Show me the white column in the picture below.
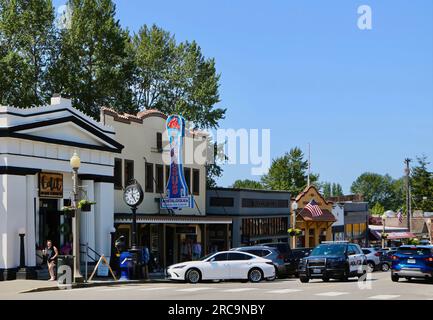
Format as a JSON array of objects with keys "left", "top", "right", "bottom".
[
  {"left": 0, "top": 175, "right": 27, "bottom": 269},
  {"left": 80, "top": 180, "right": 96, "bottom": 259},
  {"left": 94, "top": 182, "right": 114, "bottom": 256},
  {"left": 25, "top": 175, "right": 37, "bottom": 267}
]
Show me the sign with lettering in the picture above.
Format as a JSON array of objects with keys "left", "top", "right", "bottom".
[
  {"left": 161, "top": 115, "right": 193, "bottom": 209},
  {"left": 39, "top": 173, "right": 63, "bottom": 198}
]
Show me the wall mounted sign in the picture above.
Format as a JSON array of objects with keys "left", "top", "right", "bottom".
[
  {"left": 39, "top": 173, "right": 63, "bottom": 198},
  {"left": 160, "top": 115, "right": 193, "bottom": 209}
]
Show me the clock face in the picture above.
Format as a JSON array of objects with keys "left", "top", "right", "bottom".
[{"left": 123, "top": 184, "right": 142, "bottom": 207}]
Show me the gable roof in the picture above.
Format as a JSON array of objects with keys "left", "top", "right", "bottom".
[{"left": 295, "top": 185, "right": 333, "bottom": 206}]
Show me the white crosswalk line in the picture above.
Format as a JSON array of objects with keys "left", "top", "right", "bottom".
[
  {"left": 316, "top": 291, "right": 349, "bottom": 297},
  {"left": 222, "top": 288, "right": 259, "bottom": 292},
  {"left": 266, "top": 289, "right": 302, "bottom": 294},
  {"left": 138, "top": 287, "right": 171, "bottom": 291},
  {"left": 176, "top": 287, "right": 212, "bottom": 292},
  {"left": 369, "top": 295, "right": 400, "bottom": 300}
]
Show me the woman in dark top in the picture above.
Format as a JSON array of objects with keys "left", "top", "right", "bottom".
[{"left": 43, "top": 240, "right": 58, "bottom": 281}]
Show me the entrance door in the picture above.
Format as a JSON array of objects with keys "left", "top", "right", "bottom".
[
  {"left": 39, "top": 199, "right": 60, "bottom": 247},
  {"left": 165, "top": 226, "right": 175, "bottom": 266}
]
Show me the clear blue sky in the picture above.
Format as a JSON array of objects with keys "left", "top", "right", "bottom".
[{"left": 55, "top": 0, "right": 433, "bottom": 193}]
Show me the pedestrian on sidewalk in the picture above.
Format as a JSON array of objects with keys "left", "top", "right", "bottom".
[
  {"left": 42, "top": 240, "right": 58, "bottom": 281},
  {"left": 142, "top": 244, "right": 150, "bottom": 279}
]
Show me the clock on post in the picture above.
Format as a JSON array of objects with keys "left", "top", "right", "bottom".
[{"left": 123, "top": 180, "right": 143, "bottom": 251}]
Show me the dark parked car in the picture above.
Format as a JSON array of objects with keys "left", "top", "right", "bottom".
[
  {"left": 232, "top": 245, "right": 291, "bottom": 277},
  {"left": 379, "top": 250, "right": 396, "bottom": 272}
]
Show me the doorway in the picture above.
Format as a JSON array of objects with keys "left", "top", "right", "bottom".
[{"left": 39, "top": 199, "right": 60, "bottom": 248}]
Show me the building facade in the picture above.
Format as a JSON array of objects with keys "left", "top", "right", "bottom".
[
  {"left": 102, "top": 108, "right": 231, "bottom": 269},
  {"left": 206, "top": 188, "right": 291, "bottom": 248},
  {"left": 0, "top": 97, "right": 122, "bottom": 280}
]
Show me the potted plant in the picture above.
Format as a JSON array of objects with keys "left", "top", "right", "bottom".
[
  {"left": 78, "top": 199, "right": 96, "bottom": 212},
  {"left": 381, "top": 233, "right": 388, "bottom": 240},
  {"left": 61, "top": 206, "right": 75, "bottom": 217},
  {"left": 288, "top": 228, "right": 302, "bottom": 237}
]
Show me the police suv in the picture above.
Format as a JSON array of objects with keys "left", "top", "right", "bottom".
[{"left": 298, "top": 241, "right": 367, "bottom": 283}]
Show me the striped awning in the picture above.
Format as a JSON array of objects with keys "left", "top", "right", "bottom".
[{"left": 114, "top": 214, "right": 232, "bottom": 225}]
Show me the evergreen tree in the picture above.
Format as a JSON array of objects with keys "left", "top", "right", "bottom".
[{"left": 411, "top": 156, "right": 433, "bottom": 212}]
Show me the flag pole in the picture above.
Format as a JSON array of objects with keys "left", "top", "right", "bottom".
[{"left": 307, "top": 143, "right": 311, "bottom": 187}]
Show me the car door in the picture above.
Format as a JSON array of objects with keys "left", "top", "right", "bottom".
[
  {"left": 227, "top": 252, "right": 254, "bottom": 279},
  {"left": 202, "top": 253, "right": 229, "bottom": 280},
  {"left": 349, "top": 244, "right": 364, "bottom": 273}
]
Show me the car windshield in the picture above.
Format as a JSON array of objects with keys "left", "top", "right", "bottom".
[
  {"left": 200, "top": 253, "right": 217, "bottom": 261},
  {"left": 397, "top": 247, "right": 431, "bottom": 256},
  {"left": 311, "top": 244, "right": 346, "bottom": 256}
]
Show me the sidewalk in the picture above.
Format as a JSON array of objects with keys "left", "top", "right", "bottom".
[{"left": 0, "top": 273, "right": 169, "bottom": 296}]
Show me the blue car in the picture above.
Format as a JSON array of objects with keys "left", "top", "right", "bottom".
[{"left": 391, "top": 245, "right": 433, "bottom": 282}]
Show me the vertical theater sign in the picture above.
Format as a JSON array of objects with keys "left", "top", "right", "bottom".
[{"left": 161, "top": 115, "right": 194, "bottom": 209}]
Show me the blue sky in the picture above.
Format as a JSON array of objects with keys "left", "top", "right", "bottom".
[{"left": 55, "top": 0, "right": 433, "bottom": 193}]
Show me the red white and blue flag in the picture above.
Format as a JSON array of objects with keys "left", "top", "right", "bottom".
[
  {"left": 397, "top": 209, "right": 403, "bottom": 223},
  {"left": 305, "top": 199, "right": 323, "bottom": 217}
]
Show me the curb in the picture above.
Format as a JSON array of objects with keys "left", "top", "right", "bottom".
[{"left": 20, "top": 278, "right": 171, "bottom": 294}]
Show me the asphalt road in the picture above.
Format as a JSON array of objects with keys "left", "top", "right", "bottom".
[{"left": 11, "top": 272, "right": 433, "bottom": 300}]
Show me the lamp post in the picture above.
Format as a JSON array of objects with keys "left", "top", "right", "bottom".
[
  {"left": 70, "top": 152, "right": 84, "bottom": 283},
  {"left": 382, "top": 214, "right": 386, "bottom": 249},
  {"left": 291, "top": 202, "right": 298, "bottom": 249},
  {"left": 16, "top": 228, "right": 36, "bottom": 279}
]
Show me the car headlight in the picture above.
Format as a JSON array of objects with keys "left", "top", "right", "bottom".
[{"left": 172, "top": 265, "right": 187, "bottom": 269}]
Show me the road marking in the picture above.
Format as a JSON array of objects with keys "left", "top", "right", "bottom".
[
  {"left": 222, "top": 288, "right": 259, "bottom": 292},
  {"left": 98, "top": 287, "right": 132, "bottom": 292},
  {"left": 369, "top": 295, "right": 400, "bottom": 300},
  {"left": 266, "top": 289, "right": 302, "bottom": 294},
  {"left": 138, "top": 287, "right": 172, "bottom": 291},
  {"left": 316, "top": 291, "right": 349, "bottom": 297},
  {"left": 176, "top": 287, "right": 212, "bottom": 292}
]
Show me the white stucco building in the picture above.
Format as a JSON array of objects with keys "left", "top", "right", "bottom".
[{"left": 0, "top": 96, "right": 123, "bottom": 280}]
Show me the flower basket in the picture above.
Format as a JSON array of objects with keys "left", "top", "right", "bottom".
[
  {"left": 61, "top": 206, "right": 75, "bottom": 217},
  {"left": 78, "top": 200, "right": 96, "bottom": 212},
  {"left": 288, "top": 228, "right": 302, "bottom": 237}
]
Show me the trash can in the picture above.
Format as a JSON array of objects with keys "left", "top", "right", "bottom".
[
  {"left": 57, "top": 255, "right": 74, "bottom": 285},
  {"left": 119, "top": 251, "right": 133, "bottom": 281}
]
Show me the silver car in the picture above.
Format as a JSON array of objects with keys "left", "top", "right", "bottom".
[{"left": 362, "top": 248, "right": 381, "bottom": 271}]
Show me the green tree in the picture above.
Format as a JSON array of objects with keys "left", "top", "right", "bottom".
[
  {"left": 322, "top": 182, "right": 332, "bottom": 198},
  {"left": 53, "top": 0, "right": 134, "bottom": 119},
  {"left": 350, "top": 172, "right": 401, "bottom": 210},
  {"left": 332, "top": 183, "right": 343, "bottom": 197},
  {"left": 411, "top": 156, "right": 433, "bottom": 212},
  {"left": 231, "top": 179, "right": 264, "bottom": 190},
  {"left": 370, "top": 202, "right": 385, "bottom": 216},
  {"left": 261, "top": 147, "right": 319, "bottom": 195},
  {"left": 131, "top": 24, "right": 225, "bottom": 129},
  {"left": 0, "top": 0, "right": 57, "bottom": 107}
]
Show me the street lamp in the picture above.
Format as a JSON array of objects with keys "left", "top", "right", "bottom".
[
  {"left": 70, "top": 152, "right": 84, "bottom": 283},
  {"left": 291, "top": 202, "right": 298, "bottom": 249}
]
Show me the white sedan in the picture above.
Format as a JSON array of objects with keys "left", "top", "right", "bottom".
[{"left": 167, "top": 251, "right": 276, "bottom": 283}]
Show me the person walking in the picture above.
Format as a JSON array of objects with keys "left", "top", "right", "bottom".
[
  {"left": 142, "top": 244, "right": 150, "bottom": 279},
  {"left": 42, "top": 240, "right": 58, "bottom": 281}
]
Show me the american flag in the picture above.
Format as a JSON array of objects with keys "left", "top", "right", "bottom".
[
  {"left": 305, "top": 199, "right": 323, "bottom": 217},
  {"left": 397, "top": 209, "right": 403, "bottom": 223}
]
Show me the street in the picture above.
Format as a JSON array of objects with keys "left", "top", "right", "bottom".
[{"left": 8, "top": 272, "right": 433, "bottom": 300}]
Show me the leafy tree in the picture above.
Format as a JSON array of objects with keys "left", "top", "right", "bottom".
[
  {"left": 131, "top": 24, "right": 225, "bottom": 129},
  {"left": 370, "top": 202, "right": 385, "bottom": 216},
  {"left": 52, "top": 0, "right": 134, "bottom": 119},
  {"left": 322, "top": 182, "right": 344, "bottom": 198},
  {"left": 261, "top": 147, "right": 319, "bottom": 195},
  {"left": 332, "top": 183, "right": 343, "bottom": 197},
  {"left": 350, "top": 172, "right": 401, "bottom": 210},
  {"left": 231, "top": 179, "right": 264, "bottom": 190},
  {"left": 411, "top": 156, "right": 433, "bottom": 212},
  {"left": 322, "top": 182, "right": 332, "bottom": 198},
  {"left": 0, "top": 0, "right": 57, "bottom": 107}
]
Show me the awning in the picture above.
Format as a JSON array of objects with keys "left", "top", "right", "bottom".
[
  {"left": 387, "top": 232, "right": 416, "bottom": 240},
  {"left": 114, "top": 214, "right": 232, "bottom": 225}
]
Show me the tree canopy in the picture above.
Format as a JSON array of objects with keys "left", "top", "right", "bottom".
[{"left": 231, "top": 179, "right": 264, "bottom": 190}]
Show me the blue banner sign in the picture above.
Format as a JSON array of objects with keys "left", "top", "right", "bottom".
[{"left": 161, "top": 115, "right": 193, "bottom": 209}]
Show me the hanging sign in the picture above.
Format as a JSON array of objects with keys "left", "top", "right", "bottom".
[
  {"left": 39, "top": 173, "right": 63, "bottom": 198},
  {"left": 160, "top": 115, "right": 193, "bottom": 209}
]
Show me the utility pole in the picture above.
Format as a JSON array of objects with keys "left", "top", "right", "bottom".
[
  {"left": 404, "top": 158, "right": 412, "bottom": 233},
  {"left": 307, "top": 143, "right": 311, "bottom": 187}
]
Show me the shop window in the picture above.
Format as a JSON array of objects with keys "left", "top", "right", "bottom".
[
  {"left": 114, "top": 158, "right": 122, "bottom": 189},
  {"left": 165, "top": 165, "right": 170, "bottom": 185},
  {"left": 210, "top": 197, "right": 234, "bottom": 207},
  {"left": 124, "top": 160, "right": 134, "bottom": 186},
  {"left": 156, "top": 164, "right": 164, "bottom": 193},
  {"left": 345, "top": 224, "right": 353, "bottom": 239},
  {"left": 145, "top": 162, "right": 154, "bottom": 193},
  {"left": 184, "top": 167, "right": 191, "bottom": 193},
  {"left": 192, "top": 169, "right": 200, "bottom": 195}
]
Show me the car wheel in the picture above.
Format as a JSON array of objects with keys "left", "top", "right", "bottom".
[
  {"left": 391, "top": 274, "right": 399, "bottom": 282},
  {"left": 381, "top": 263, "right": 390, "bottom": 272},
  {"left": 406, "top": 277, "right": 412, "bottom": 282},
  {"left": 248, "top": 268, "right": 263, "bottom": 283},
  {"left": 300, "top": 276, "right": 309, "bottom": 283},
  {"left": 367, "top": 261, "right": 375, "bottom": 273},
  {"left": 185, "top": 268, "right": 201, "bottom": 284},
  {"left": 322, "top": 276, "right": 330, "bottom": 282}
]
